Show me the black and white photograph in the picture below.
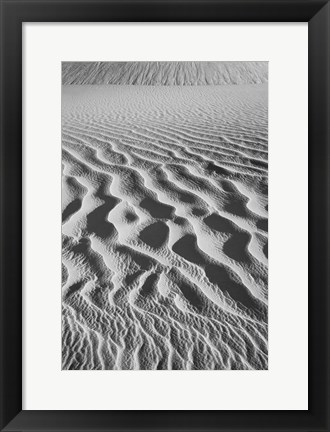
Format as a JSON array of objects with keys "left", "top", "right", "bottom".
[{"left": 61, "top": 61, "right": 268, "bottom": 370}]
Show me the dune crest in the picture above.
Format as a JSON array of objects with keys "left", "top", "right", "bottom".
[{"left": 62, "top": 61, "right": 268, "bottom": 86}]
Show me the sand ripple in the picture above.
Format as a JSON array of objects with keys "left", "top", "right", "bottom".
[{"left": 62, "top": 83, "right": 268, "bottom": 370}]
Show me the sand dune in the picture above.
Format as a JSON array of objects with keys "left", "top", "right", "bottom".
[
  {"left": 62, "top": 61, "right": 268, "bottom": 86},
  {"left": 62, "top": 62, "right": 268, "bottom": 370}
]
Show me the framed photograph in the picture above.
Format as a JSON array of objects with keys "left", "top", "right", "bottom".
[{"left": 0, "top": 0, "right": 329, "bottom": 431}]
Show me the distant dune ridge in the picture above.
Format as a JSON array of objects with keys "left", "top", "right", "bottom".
[
  {"left": 62, "top": 61, "right": 268, "bottom": 370},
  {"left": 62, "top": 61, "right": 268, "bottom": 86}
]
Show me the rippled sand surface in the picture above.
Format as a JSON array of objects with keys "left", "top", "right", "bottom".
[{"left": 62, "top": 65, "right": 268, "bottom": 370}]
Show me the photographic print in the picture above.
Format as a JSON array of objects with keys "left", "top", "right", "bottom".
[{"left": 62, "top": 61, "right": 268, "bottom": 370}]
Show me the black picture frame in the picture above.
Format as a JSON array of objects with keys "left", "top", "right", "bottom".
[{"left": 0, "top": 1, "right": 329, "bottom": 431}]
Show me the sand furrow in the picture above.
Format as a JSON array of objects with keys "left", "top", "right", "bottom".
[{"left": 62, "top": 64, "right": 268, "bottom": 370}]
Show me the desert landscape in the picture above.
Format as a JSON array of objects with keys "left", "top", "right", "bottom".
[{"left": 62, "top": 61, "right": 268, "bottom": 370}]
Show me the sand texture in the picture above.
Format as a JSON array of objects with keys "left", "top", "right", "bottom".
[
  {"left": 62, "top": 61, "right": 268, "bottom": 86},
  {"left": 62, "top": 62, "right": 268, "bottom": 370}
]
